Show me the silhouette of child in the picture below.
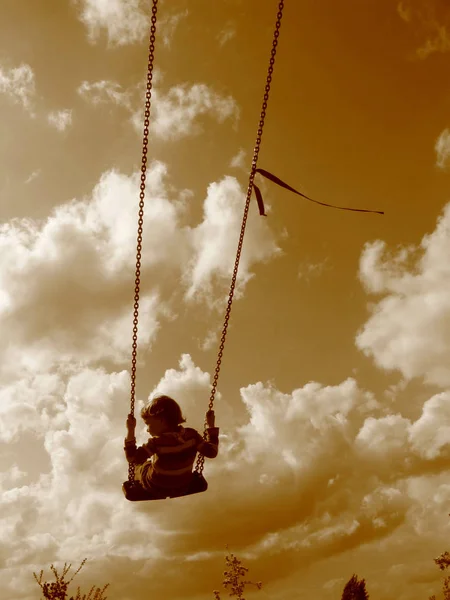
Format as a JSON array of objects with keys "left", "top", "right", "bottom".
[{"left": 124, "top": 395, "right": 219, "bottom": 498}]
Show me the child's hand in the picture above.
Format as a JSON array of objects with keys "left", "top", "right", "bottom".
[
  {"left": 126, "top": 414, "right": 136, "bottom": 432},
  {"left": 206, "top": 410, "right": 215, "bottom": 428}
]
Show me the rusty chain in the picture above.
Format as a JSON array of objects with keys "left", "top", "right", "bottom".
[
  {"left": 195, "top": 0, "right": 285, "bottom": 476},
  {"left": 128, "top": 0, "right": 158, "bottom": 483}
]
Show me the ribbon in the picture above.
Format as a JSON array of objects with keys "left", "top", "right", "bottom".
[{"left": 252, "top": 168, "right": 384, "bottom": 217}]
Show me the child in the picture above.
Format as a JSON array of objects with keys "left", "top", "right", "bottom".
[{"left": 124, "top": 395, "right": 219, "bottom": 498}]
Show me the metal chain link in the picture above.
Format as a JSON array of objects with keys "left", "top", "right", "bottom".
[
  {"left": 128, "top": 0, "right": 158, "bottom": 483},
  {"left": 195, "top": 0, "right": 285, "bottom": 476}
]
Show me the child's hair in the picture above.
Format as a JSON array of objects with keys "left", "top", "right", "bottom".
[{"left": 141, "top": 395, "right": 186, "bottom": 430}]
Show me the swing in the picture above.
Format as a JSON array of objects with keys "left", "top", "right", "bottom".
[
  {"left": 122, "top": 0, "right": 384, "bottom": 503},
  {"left": 122, "top": 0, "right": 286, "bottom": 503}
]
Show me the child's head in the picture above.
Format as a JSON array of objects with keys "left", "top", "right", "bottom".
[{"left": 141, "top": 395, "right": 186, "bottom": 434}]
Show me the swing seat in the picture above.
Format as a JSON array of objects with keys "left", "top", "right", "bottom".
[{"left": 122, "top": 471, "right": 208, "bottom": 502}]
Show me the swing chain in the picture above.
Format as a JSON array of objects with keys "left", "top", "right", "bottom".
[
  {"left": 128, "top": 0, "right": 158, "bottom": 483},
  {"left": 195, "top": 0, "right": 285, "bottom": 476}
]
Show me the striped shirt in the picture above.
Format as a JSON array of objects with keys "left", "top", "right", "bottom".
[{"left": 124, "top": 426, "right": 219, "bottom": 494}]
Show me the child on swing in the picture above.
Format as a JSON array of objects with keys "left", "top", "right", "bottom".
[{"left": 124, "top": 395, "right": 219, "bottom": 498}]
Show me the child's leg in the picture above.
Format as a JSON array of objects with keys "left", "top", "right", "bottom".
[{"left": 134, "top": 462, "right": 148, "bottom": 484}]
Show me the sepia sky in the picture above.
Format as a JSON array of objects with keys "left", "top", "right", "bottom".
[{"left": 1, "top": 0, "right": 450, "bottom": 599}]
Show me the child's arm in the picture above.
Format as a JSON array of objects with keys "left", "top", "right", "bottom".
[
  {"left": 124, "top": 414, "right": 156, "bottom": 464},
  {"left": 197, "top": 410, "right": 219, "bottom": 458}
]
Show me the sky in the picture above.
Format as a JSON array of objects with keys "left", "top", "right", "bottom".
[{"left": 1, "top": 0, "right": 450, "bottom": 598}]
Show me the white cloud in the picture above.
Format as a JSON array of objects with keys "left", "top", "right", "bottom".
[
  {"left": 237, "top": 378, "right": 377, "bottom": 467},
  {"left": 0, "top": 163, "right": 185, "bottom": 373},
  {"left": 79, "top": 79, "right": 239, "bottom": 141},
  {"left": 217, "top": 24, "right": 237, "bottom": 46},
  {"left": 24, "top": 169, "right": 41, "bottom": 185},
  {"left": 0, "top": 63, "right": 35, "bottom": 113},
  {"left": 77, "top": 79, "right": 132, "bottom": 109},
  {"left": 6, "top": 147, "right": 450, "bottom": 597},
  {"left": 1, "top": 349, "right": 450, "bottom": 599},
  {"left": 0, "top": 161, "right": 281, "bottom": 378},
  {"left": 160, "top": 10, "right": 189, "bottom": 47},
  {"left": 298, "top": 258, "right": 330, "bottom": 282},
  {"left": 355, "top": 393, "right": 450, "bottom": 463},
  {"left": 356, "top": 202, "right": 450, "bottom": 386},
  {"left": 148, "top": 353, "right": 218, "bottom": 428},
  {"left": 146, "top": 83, "right": 239, "bottom": 141},
  {"left": 409, "top": 392, "right": 450, "bottom": 459},
  {"left": 229, "top": 148, "right": 246, "bottom": 169},
  {"left": 47, "top": 109, "right": 73, "bottom": 132},
  {"left": 356, "top": 414, "right": 411, "bottom": 456},
  {"left": 184, "top": 176, "right": 281, "bottom": 303},
  {"left": 435, "top": 128, "right": 450, "bottom": 169},
  {"left": 73, "top": 0, "right": 149, "bottom": 46},
  {"left": 200, "top": 329, "right": 218, "bottom": 351}
]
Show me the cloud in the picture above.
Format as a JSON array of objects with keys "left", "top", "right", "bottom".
[
  {"left": 24, "top": 169, "right": 42, "bottom": 185},
  {"left": 199, "top": 329, "right": 218, "bottom": 351},
  {"left": 142, "top": 83, "right": 239, "bottom": 141},
  {"left": 72, "top": 0, "right": 149, "bottom": 46},
  {"left": 0, "top": 63, "right": 35, "bottom": 113},
  {"left": 356, "top": 203, "right": 450, "bottom": 386},
  {"left": 217, "top": 24, "right": 237, "bottom": 46},
  {"left": 77, "top": 80, "right": 132, "bottom": 109},
  {"left": 160, "top": 9, "right": 189, "bottom": 47},
  {"left": 79, "top": 79, "right": 239, "bottom": 141},
  {"left": 397, "top": 1, "right": 450, "bottom": 59},
  {"left": 417, "top": 23, "right": 450, "bottom": 59},
  {"left": 229, "top": 148, "right": 246, "bottom": 169},
  {"left": 409, "top": 392, "right": 450, "bottom": 459},
  {"left": 0, "top": 163, "right": 186, "bottom": 374},
  {"left": 298, "top": 258, "right": 330, "bottom": 283},
  {"left": 184, "top": 175, "right": 281, "bottom": 303},
  {"left": 5, "top": 147, "right": 450, "bottom": 598},
  {"left": 397, "top": 2, "right": 412, "bottom": 23},
  {"left": 2, "top": 350, "right": 450, "bottom": 599},
  {"left": 0, "top": 364, "right": 173, "bottom": 598},
  {"left": 435, "top": 128, "right": 450, "bottom": 169},
  {"left": 0, "top": 160, "right": 281, "bottom": 379},
  {"left": 356, "top": 392, "right": 450, "bottom": 462},
  {"left": 47, "top": 109, "right": 73, "bottom": 132}
]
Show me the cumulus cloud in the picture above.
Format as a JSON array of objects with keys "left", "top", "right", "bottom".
[
  {"left": 356, "top": 202, "right": 450, "bottom": 386},
  {"left": 435, "top": 128, "right": 450, "bottom": 169},
  {"left": 185, "top": 176, "right": 281, "bottom": 303},
  {"left": 72, "top": 0, "right": 149, "bottom": 46},
  {"left": 138, "top": 83, "right": 239, "bottom": 140},
  {"left": 79, "top": 78, "right": 239, "bottom": 141},
  {"left": 4, "top": 146, "right": 450, "bottom": 599},
  {"left": 0, "top": 63, "right": 35, "bottom": 113},
  {"left": 74, "top": 1, "right": 190, "bottom": 48},
  {"left": 147, "top": 353, "right": 220, "bottom": 427},
  {"left": 0, "top": 164, "right": 184, "bottom": 373},
  {"left": 0, "top": 364, "right": 173, "bottom": 598},
  {"left": 47, "top": 109, "right": 73, "bottom": 132},
  {"left": 356, "top": 392, "right": 450, "bottom": 463},
  {"left": 0, "top": 160, "right": 280, "bottom": 380},
  {"left": 2, "top": 346, "right": 450, "bottom": 599}
]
